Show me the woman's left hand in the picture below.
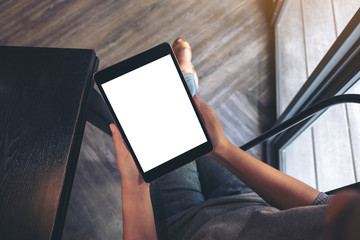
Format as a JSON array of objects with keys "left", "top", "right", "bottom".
[{"left": 109, "top": 123, "right": 148, "bottom": 187}]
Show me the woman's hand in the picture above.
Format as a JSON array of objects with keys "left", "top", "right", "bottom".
[
  {"left": 110, "top": 95, "right": 228, "bottom": 183},
  {"left": 109, "top": 123, "right": 148, "bottom": 187},
  {"left": 194, "top": 95, "right": 320, "bottom": 210},
  {"left": 110, "top": 123, "right": 156, "bottom": 240},
  {"left": 193, "top": 95, "right": 231, "bottom": 158}
]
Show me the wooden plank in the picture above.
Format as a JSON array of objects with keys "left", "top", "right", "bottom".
[
  {"left": 213, "top": 89, "right": 269, "bottom": 160},
  {"left": 332, "top": 0, "right": 360, "bottom": 35},
  {"left": 312, "top": 105, "right": 355, "bottom": 192},
  {"left": 302, "top": 0, "right": 355, "bottom": 192},
  {"left": 277, "top": 0, "right": 308, "bottom": 114},
  {"left": 282, "top": 128, "right": 317, "bottom": 189},
  {"left": 302, "top": 0, "right": 337, "bottom": 74}
]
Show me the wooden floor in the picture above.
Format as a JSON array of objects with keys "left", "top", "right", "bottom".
[
  {"left": 0, "top": 0, "right": 276, "bottom": 239},
  {"left": 276, "top": 0, "right": 360, "bottom": 192}
]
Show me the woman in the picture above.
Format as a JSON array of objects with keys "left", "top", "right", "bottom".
[{"left": 109, "top": 38, "right": 358, "bottom": 240}]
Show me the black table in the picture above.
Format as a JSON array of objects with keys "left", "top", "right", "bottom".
[{"left": 0, "top": 46, "right": 98, "bottom": 239}]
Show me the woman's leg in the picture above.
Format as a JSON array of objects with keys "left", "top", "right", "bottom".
[
  {"left": 173, "top": 37, "right": 251, "bottom": 202},
  {"left": 150, "top": 161, "right": 204, "bottom": 238}
]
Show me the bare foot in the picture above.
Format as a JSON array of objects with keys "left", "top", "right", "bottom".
[{"left": 172, "top": 38, "right": 199, "bottom": 90}]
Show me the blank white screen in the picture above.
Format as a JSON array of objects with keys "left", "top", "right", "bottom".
[{"left": 102, "top": 55, "right": 207, "bottom": 172}]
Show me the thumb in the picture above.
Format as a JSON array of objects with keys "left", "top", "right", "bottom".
[{"left": 193, "top": 95, "right": 203, "bottom": 108}]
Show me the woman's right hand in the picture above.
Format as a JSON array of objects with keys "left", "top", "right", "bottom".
[{"left": 193, "top": 95, "right": 231, "bottom": 158}]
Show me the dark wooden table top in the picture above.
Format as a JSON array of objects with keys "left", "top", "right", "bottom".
[{"left": 0, "top": 46, "right": 98, "bottom": 239}]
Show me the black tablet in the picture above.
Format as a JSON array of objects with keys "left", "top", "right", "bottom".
[{"left": 94, "top": 42, "right": 213, "bottom": 182}]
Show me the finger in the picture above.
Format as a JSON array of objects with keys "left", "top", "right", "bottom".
[
  {"left": 109, "top": 123, "right": 125, "bottom": 154},
  {"left": 194, "top": 95, "right": 207, "bottom": 113},
  {"left": 193, "top": 95, "right": 202, "bottom": 107},
  {"left": 193, "top": 95, "right": 213, "bottom": 116},
  {"left": 193, "top": 95, "right": 209, "bottom": 128}
]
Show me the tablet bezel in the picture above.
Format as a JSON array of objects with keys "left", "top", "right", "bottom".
[{"left": 94, "top": 42, "right": 213, "bottom": 182}]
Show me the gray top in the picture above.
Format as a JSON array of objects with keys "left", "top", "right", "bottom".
[{"left": 165, "top": 192, "right": 331, "bottom": 240}]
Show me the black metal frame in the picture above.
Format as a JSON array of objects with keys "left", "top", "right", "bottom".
[
  {"left": 240, "top": 94, "right": 360, "bottom": 151},
  {"left": 267, "top": 8, "right": 360, "bottom": 169}
]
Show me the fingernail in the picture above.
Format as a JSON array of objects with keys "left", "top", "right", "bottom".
[
  {"left": 109, "top": 124, "right": 115, "bottom": 133},
  {"left": 194, "top": 95, "right": 200, "bottom": 104}
]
